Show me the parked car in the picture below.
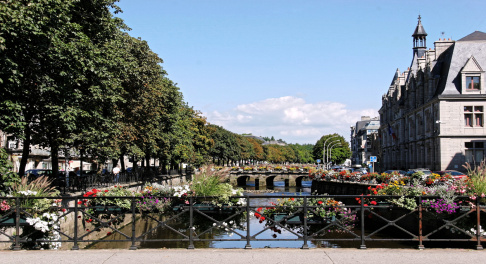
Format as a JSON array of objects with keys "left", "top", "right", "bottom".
[
  {"left": 434, "top": 170, "right": 468, "bottom": 180},
  {"left": 355, "top": 168, "right": 368, "bottom": 174},
  {"left": 75, "top": 170, "right": 96, "bottom": 176},
  {"left": 383, "top": 170, "right": 407, "bottom": 176},
  {"left": 406, "top": 168, "right": 432, "bottom": 180},
  {"left": 24, "top": 169, "right": 53, "bottom": 179}
]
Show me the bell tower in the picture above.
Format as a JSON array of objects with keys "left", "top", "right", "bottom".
[{"left": 412, "top": 15, "right": 427, "bottom": 58}]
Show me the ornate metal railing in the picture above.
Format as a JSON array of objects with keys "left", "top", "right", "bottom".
[
  {"left": 0, "top": 195, "right": 484, "bottom": 250},
  {"left": 53, "top": 169, "right": 192, "bottom": 194}
]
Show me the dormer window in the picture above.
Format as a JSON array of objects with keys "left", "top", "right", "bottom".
[
  {"left": 466, "top": 76, "right": 480, "bottom": 90},
  {"left": 461, "top": 56, "right": 484, "bottom": 94}
]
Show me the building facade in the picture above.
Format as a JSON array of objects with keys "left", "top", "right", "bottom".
[
  {"left": 379, "top": 16, "right": 486, "bottom": 172},
  {"left": 350, "top": 116, "right": 380, "bottom": 166}
]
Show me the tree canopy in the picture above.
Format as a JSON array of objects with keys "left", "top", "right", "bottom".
[{"left": 0, "top": 1, "right": 349, "bottom": 175}]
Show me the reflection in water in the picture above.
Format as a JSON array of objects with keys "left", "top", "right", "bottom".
[
  {"left": 87, "top": 182, "right": 409, "bottom": 249},
  {"left": 88, "top": 182, "right": 340, "bottom": 249}
]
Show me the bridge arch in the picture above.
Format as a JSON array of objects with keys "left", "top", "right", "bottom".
[
  {"left": 236, "top": 175, "right": 250, "bottom": 186},
  {"left": 295, "top": 176, "right": 306, "bottom": 187},
  {"left": 265, "top": 176, "right": 276, "bottom": 186}
]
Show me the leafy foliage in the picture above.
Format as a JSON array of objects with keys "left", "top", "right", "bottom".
[
  {"left": 0, "top": 148, "right": 20, "bottom": 195},
  {"left": 313, "top": 134, "right": 351, "bottom": 164}
]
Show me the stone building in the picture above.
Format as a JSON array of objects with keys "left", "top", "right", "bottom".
[
  {"left": 350, "top": 116, "right": 380, "bottom": 166},
  {"left": 379, "top": 16, "right": 486, "bottom": 172}
]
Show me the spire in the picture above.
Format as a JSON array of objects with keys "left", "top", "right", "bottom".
[{"left": 412, "top": 15, "right": 427, "bottom": 49}]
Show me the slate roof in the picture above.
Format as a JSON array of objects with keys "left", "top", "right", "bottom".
[
  {"left": 458, "top": 31, "right": 486, "bottom": 41},
  {"left": 412, "top": 17, "right": 427, "bottom": 37},
  {"left": 427, "top": 31, "right": 486, "bottom": 96}
]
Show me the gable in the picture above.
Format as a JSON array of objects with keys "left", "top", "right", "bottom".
[{"left": 462, "top": 56, "right": 483, "bottom": 72}]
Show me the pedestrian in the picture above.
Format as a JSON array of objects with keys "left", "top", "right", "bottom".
[{"left": 113, "top": 166, "right": 120, "bottom": 183}]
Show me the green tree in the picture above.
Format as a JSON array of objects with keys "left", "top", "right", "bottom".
[
  {"left": 313, "top": 134, "right": 351, "bottom": 165},
  {"left": 0, "top": 0, "right": 126, "bottom": 177},
  {"left": 208, "top": 125, "right": 239, "bottom": 166},
  {"left": 288, "top": 144, "right": 314, "bottom": 163},
  {"left": 0, "top": 148, "right": 20, "bottom": 195},
  {"left": 247, "top": 137, "right": 265, "bottom": 163}
]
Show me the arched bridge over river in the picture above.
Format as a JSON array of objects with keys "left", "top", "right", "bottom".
[{"left": 228, "top": 171, "right": 311, "bottom": 187}]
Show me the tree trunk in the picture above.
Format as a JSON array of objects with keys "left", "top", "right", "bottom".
[
  {"left": 18, "top": 126, "right": 32, "bottom": 177},
  {"left": 120, "top": 153, "right": 125, "bottom": 172},
  {"left": 51, "top": 143, "right": 59, "bottom": 179},
  {"left": 145, "top": 154, "right": 150, "bottom": 168}
]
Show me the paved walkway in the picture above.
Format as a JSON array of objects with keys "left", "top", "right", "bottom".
[{"left": 1, "top": 248, "right": 485, "bottom": 264}]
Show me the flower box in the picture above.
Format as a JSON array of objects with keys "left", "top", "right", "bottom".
[
  {"left": 173, "top": 203, "right": 235, "bottom": 214},
  {"left": 272, "top": 213, "right": 335, "bottom": 225},
  {"left": 273, "top": 213, "right": 302, "bottom": 224},
  {"left": 92, "top": 206, "right": 129, "bottom": 214},
  {"left": 0, "top": 214, "right": 29, "bottom": 226}
]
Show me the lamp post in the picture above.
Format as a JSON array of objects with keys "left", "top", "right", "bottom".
[
  {"left": 327, "top": 141, "right": 343, "bottom": 170},
  {"left": 322, "top": 134, "right": 337, "bottom": 167}
]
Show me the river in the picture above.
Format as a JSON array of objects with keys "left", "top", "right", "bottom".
[{"left": 87, "top": 180, "right": 414, "bottom": 249}]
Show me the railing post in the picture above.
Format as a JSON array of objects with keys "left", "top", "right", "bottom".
[
  {"left": 130, "top": 196, "right": 138, "bottom": 250},
  {"left": 301, "top": 196, "right": 309, "bottom": 249},
  {"left": 72, "top": 197, "right": 79, "bottom": 250},
  {"left": 418, "top": 196, "right": 424, "bottom": 250},
  {"left": 12, "top": 197, "right": 21, "bottom": 251},
  {"left": 187, "top": 196, "right": 195, "bottom": 249},
  {"left": 476, "top": 197, "right": 483, "bottom": 250},
  {"left": 245, "top": 195, "right": 252, "bottom": 249},
  {"left": 359, "top": 196, "right": 366, "bottom": 249}
]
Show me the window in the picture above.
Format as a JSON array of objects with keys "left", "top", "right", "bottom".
[
  {"left": 466, "top": 76, "right": 480, "bottom": 90},
  {"left": 465, "top": 142, "right": 484, "bottom": 164},
  {"left": 464, "top": 106, "right": 483, "bottom": 127}
]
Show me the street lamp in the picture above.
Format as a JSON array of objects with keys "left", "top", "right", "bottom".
[
  {"left": 327, "top": 141, "right": 343, "bottom": 170},
  {"left": 322, "top": 134, "right": 337, "bottom": 167}
]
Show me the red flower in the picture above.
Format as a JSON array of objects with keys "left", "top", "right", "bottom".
[
  {"left": 104, "top": 190, "right": 109, "bottom": 193},
  {"left": 318, "top": 201, "right": 323, "bottom": 205},
  {"left": 290, "top": 198, "right": 295, "bottom": 201},
  {"left": 107, "top": 232, "right": 112, "bottom": 236},
  {"left": 370, "top": 201, "right": 377, "bottom": 205},
  {"left": 260, "top": 216, "right": 266, "bottom": 221},
  {"left": 257, "top": 207, "right": 262, "bottom": 212},
  {"left": 255, "top": 213, "right": 261, "bottom": 218},
  {"left": 77, "top": 201, "right": 83, "bottom": 205}
]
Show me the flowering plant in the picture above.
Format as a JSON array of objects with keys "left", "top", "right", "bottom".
[
  {"left": 0, "top": 200, "right": 10, "bottom": 212},
  {"left": 24, "top": 212, "right": 62, "bottom": 249},
  {"left": 256, "top": 196, "right": 357, "bottom": 237}
]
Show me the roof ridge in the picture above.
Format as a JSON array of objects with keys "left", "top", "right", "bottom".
[{"left": 458, "top": 31, "right": 486, "bottom": 41}]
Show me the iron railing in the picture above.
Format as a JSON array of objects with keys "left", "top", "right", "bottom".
[
  {"left": 0, "top": 195, "right": 485, "bottom": 250},
  {"left": 53, "top": 169, "right": 191, "bottom": 194}
]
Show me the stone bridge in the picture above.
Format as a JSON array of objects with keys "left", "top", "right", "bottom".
[{"left": 228, "top": 171, "right": 311, "bottom": 187}]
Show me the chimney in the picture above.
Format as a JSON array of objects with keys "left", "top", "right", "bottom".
[{"left": 434, "top": 38, "right": 454, "bottom": 59}]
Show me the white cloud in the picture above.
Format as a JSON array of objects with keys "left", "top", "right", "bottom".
[{"left": 204, "top": 96, "right": 378, "bottom": 144}]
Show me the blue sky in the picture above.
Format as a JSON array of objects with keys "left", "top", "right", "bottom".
[{"left": 114, "top": 0, "right": 486, "bottom": 144}]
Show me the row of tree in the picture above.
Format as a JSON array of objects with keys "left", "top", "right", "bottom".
[{"left": 0, "top": 1, "right": 351, "bottom": 178}]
